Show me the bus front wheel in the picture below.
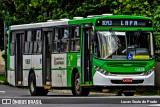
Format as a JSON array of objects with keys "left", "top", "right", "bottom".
[
  {"left": 29, "top": 72, "right": 48, "bottom": 96},
  {"left": 71, "top": 72, "right": 90, "bottom": 96}
]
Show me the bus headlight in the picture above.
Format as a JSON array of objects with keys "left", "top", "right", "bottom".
[
  {"left": 94, "top": 66, "right": 109, "bottom": 76},
  {"left": 142, "top": 68, "right": 154, "bottom": 76},
  {"left": 99, "top": 69, "right": 109, "bottom": 76}
]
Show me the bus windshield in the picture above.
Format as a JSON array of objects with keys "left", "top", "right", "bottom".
[{"left": 93, "top": 31, "right": 153, "bottom": 59}]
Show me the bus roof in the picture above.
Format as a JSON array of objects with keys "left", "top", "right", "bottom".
[
  {"left": 68, "top": 15, "right": 152, "bottom": 24},
  {"left": 10, "top": 15, "right": 153, "bottom": 31},
  {"left": 10, "top": 20, "right": 68, "bottom": 31}
]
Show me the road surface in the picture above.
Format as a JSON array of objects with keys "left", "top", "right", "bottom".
[{"left": 0, "top": 85, "right": 160, "bottom": 107}]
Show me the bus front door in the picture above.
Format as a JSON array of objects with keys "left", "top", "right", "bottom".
[
  {"left": 42, "top": 29, "right": 52, "bottom": 87},
  {"left": 82, "top": 24, "right": 93, "bottom": 84},
  {"left": 15, "top": 32, "right": 24, "bottom": 86}
]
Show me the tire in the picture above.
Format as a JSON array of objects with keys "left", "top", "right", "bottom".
[
  {"left": 71, "top": 72, "right": 90, "bottom": 96},
  {"left": 123, "top": 92, "right": 135, "bottom": 96},
  {"left": 29, "top": 72, "right": 48, "bottom": 96}
]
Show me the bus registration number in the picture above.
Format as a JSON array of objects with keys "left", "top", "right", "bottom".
[{"left": 122, "top": 78, "right": 133, "bottom": 83}]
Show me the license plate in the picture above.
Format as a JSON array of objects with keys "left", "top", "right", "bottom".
[{"left": 122, "top": 78, "right": 133, "bottom": 83}]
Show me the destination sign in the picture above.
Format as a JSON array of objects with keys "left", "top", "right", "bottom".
[{"left": 96, "top": 19, "right": 152, "bottom": 27}]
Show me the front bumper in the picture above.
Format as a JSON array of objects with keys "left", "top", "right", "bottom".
[{"left": 93, "top": 71, "right": 155, "bottom": 86}]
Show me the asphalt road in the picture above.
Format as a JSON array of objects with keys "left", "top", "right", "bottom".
[
  {"left": 0, "top": 85, "right": 116, "bottom": 97},
  {"left": 0, "top": 85, "right": 160, "bottom": 107}
]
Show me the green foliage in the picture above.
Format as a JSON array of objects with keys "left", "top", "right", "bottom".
[
  {"left": 0, "top": 74, "right": 8, "bottom": 84},
  {"left": 0, "top": 0, "right": 160, "bottom": 23},
  {"left": 153, "top": 6, "right": 160, "bottom": 61},
  {"left": 1, "top": 0, "right": 114, "bottom": 24},
  {"left": 112, "top": 0, "right": 158, "bottom": 16},
  {"left": 1, "top": 0, "right": 157, "bottom": 24},
  {"left": 153, "top": 6, "right": 160, "bottom": 48},
  {"left": 136, "top": 88, "right": 160, "bottom": 95}
]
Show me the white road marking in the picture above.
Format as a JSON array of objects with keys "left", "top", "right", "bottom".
[
  {"left": 0, "top": 91, "right": 5, "bottom": 93},
  {"left": 148, "top": 104, "right": 160, "bottom": 106}
]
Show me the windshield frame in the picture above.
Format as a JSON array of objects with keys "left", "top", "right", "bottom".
[{"left": 93, "top": 30, "right": 154, "bottom": 60}]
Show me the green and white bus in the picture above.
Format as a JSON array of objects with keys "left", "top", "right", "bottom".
[{"left": 7, "top": 14, "right": 156, "bottom": 96}]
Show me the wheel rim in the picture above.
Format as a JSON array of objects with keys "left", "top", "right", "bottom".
[
  {"left": 30, "top": 79, "right": 35, "bottom": 93},
  {"left": 75, "top": 77, "right": 80, "bottom": 94}
]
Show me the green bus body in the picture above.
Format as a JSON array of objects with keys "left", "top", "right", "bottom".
[{"left": 7, "top": 15, "right": 155, "bottom": 96}]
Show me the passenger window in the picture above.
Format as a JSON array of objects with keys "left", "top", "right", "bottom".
[
  {"left": 10, "top": 32, "right": 15, "bottom": 55},
  {"left": 61, "top": 27, "right": 69, "bottom": 52},
  {"left": 24, "top": 31, "right": 33, "bottom": 54},
  {"left": 53, "top": 28, "right": 60, "bottom": 53},
  {"left": 71, "top": 26, "right": 80, "bottom": 52},
  {"left": 33, "top": 30, "right": 42, "bottom": 54}
]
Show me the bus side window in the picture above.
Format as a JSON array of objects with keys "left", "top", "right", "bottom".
[
  {"left": 74, "top": 26, "right": 79, "bottom": 37},
  {"left": 33, "top": 30, "right": 42, "bottom": 54},
  {"left": 62, "top": 27, "right": 69, "bottom": 39},
  {"left": 36, "top": 30, "right": 42, "bottom": 53},
  {"left": 24, "top": 31, "right": 33, "bottom": 54},
  {"left": 71, "top": 26, "right": 80, "bottom": 52},
  {"left": 36, "top": 30, "right": 41, "bottom": 41},
  {"left": 53, "top": 28, "right": 60, "bottom": 53},
  {"left": 10, "top": 32, "right": 15, "bottom": 55},
  {"left": 61, "top": 27, "right": 69, "bottom": 53}
]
